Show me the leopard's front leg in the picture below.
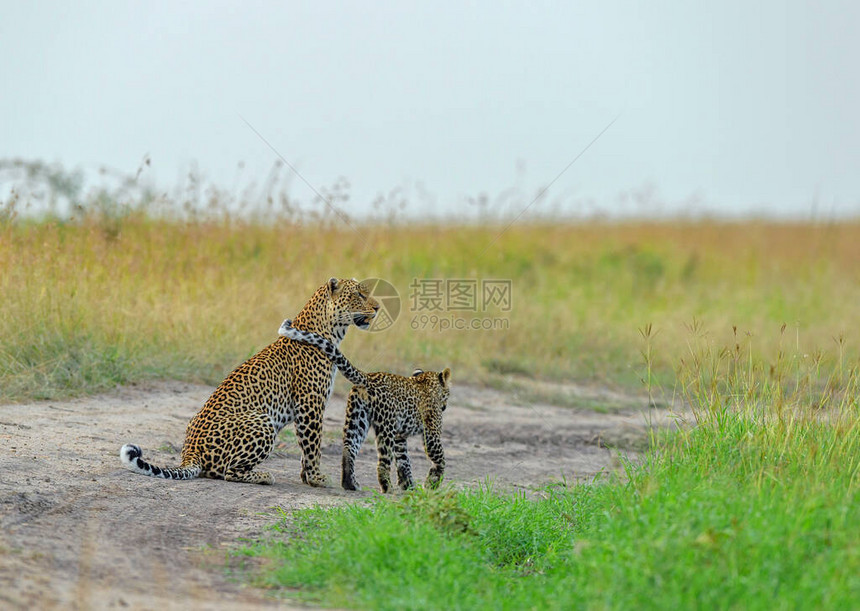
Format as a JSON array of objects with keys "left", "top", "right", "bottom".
[
  {"left": 342, "top": 386, "right": 371, "bottom": 491},
  {"left": 374, "top": 424, "right": 395, "bottom": 493},
  {"left": 393, "top": 435, "right": 415, "bottom": 490},
  {"left": 422, "top": 412, "right": 445, "bottom": 489},
  {"left": 295, "top": 395, "right": 329, "bottom": 487}
]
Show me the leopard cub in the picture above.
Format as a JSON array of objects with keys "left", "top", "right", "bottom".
[{"left": 279, "top": 319, "right": 451, "bottom": 492}]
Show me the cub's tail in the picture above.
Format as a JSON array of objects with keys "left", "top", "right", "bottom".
[
  {"left": 278, "top": 318, "right": 368, "bottom": 386},
  {"left": 119, "top": 444, "right": 201, "bottom": 481}
]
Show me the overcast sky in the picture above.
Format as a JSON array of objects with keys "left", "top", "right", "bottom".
[{"left": 2, "top": 2, "right": 858, "bottom": 218}]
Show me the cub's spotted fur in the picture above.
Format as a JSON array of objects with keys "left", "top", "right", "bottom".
[
  {"left": 119, "top": 278, "right": 378, "bottom": 486},
  {"left": 278, "top": 319, "right": 450, "bottom": 492}
]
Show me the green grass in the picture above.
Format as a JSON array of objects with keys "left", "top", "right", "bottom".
[
  {"left": 236, "top": 334, "right": 859, "bottom": 609},
  {"left": 238, "top": 404, "right": 859, "bottom": 609}
]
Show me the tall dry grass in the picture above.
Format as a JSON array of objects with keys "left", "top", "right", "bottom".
[{"left": 2, "top": 193, "right": 860, "bottom": 402}]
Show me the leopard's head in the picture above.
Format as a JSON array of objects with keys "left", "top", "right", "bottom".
[
  {"left": 412, "top": 367, "right": 452, "bottom": 412},
  {"left": 325, "top": 277, "right": 379, "bottom": 331},
  {"left": 292, "top": 277, "right": 380, "bottom": 345}
]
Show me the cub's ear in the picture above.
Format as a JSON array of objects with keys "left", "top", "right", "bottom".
[
  {"left": 411, "top": 369, "right": 424, "bottom": 377},
  {"left": 328, "top": 277, "right": 340, "bottom": 294},
  {"left": 439, "top": 367, "right": 451, "bottom": 387}
]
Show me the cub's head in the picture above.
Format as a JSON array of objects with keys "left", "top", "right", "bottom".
[
  {"left": 326, "top": 277, "right": 379, "bottom": 330},
  {"left": 411, "top": 367, "right": 452, "bottom": 412}
]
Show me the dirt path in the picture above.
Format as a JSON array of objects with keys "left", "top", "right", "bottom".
[{"left": 0, "top": 380, "right": 673, "bottom": 610}]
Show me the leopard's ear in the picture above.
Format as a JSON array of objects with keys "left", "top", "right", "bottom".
[
  {"left": 411, "top": 369, "right": 424, "bottom": 377},
  {"left": 328, "top": 277, "right": 340, "bottom": 294},
  {"left": 439, "top": 367, "right": 451, "bottom": 387}
]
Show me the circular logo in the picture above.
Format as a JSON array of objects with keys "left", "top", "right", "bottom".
[{"left": 360, "top": 277, "right": 401, "bottom": 333}]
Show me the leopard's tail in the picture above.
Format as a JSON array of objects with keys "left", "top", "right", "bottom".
[{"left": 119, "top": 444, "right": 201, "bottom": 481}]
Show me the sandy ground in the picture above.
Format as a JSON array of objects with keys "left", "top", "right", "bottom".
[{"left": 0, "top": 379, "right": 675, "bottom": 610}]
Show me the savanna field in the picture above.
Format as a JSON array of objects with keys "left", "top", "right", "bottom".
[{"left": 1, "top": 199, "right": 858, "bottom": 608}]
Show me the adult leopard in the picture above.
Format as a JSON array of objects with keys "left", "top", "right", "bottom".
[{"left": 119, "top": 277, "right": 379, "bottom": 486}]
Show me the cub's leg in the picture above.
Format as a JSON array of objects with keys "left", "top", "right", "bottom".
[
  {"left": 422, "top": 413, "right": 446, "bottom": 489},
  {"left": 342, "top": 387, "right": 371, "bottom": 491},
  {"left": 375, "top": 424, "right": 396, "bottom": 493},
  {"left": 393, "top": 435, "right": 415, "bottom": 490}
]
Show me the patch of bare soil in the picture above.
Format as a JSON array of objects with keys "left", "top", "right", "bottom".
[{"left": 0, "top": 380, "right": 676, "bottom": 610}]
